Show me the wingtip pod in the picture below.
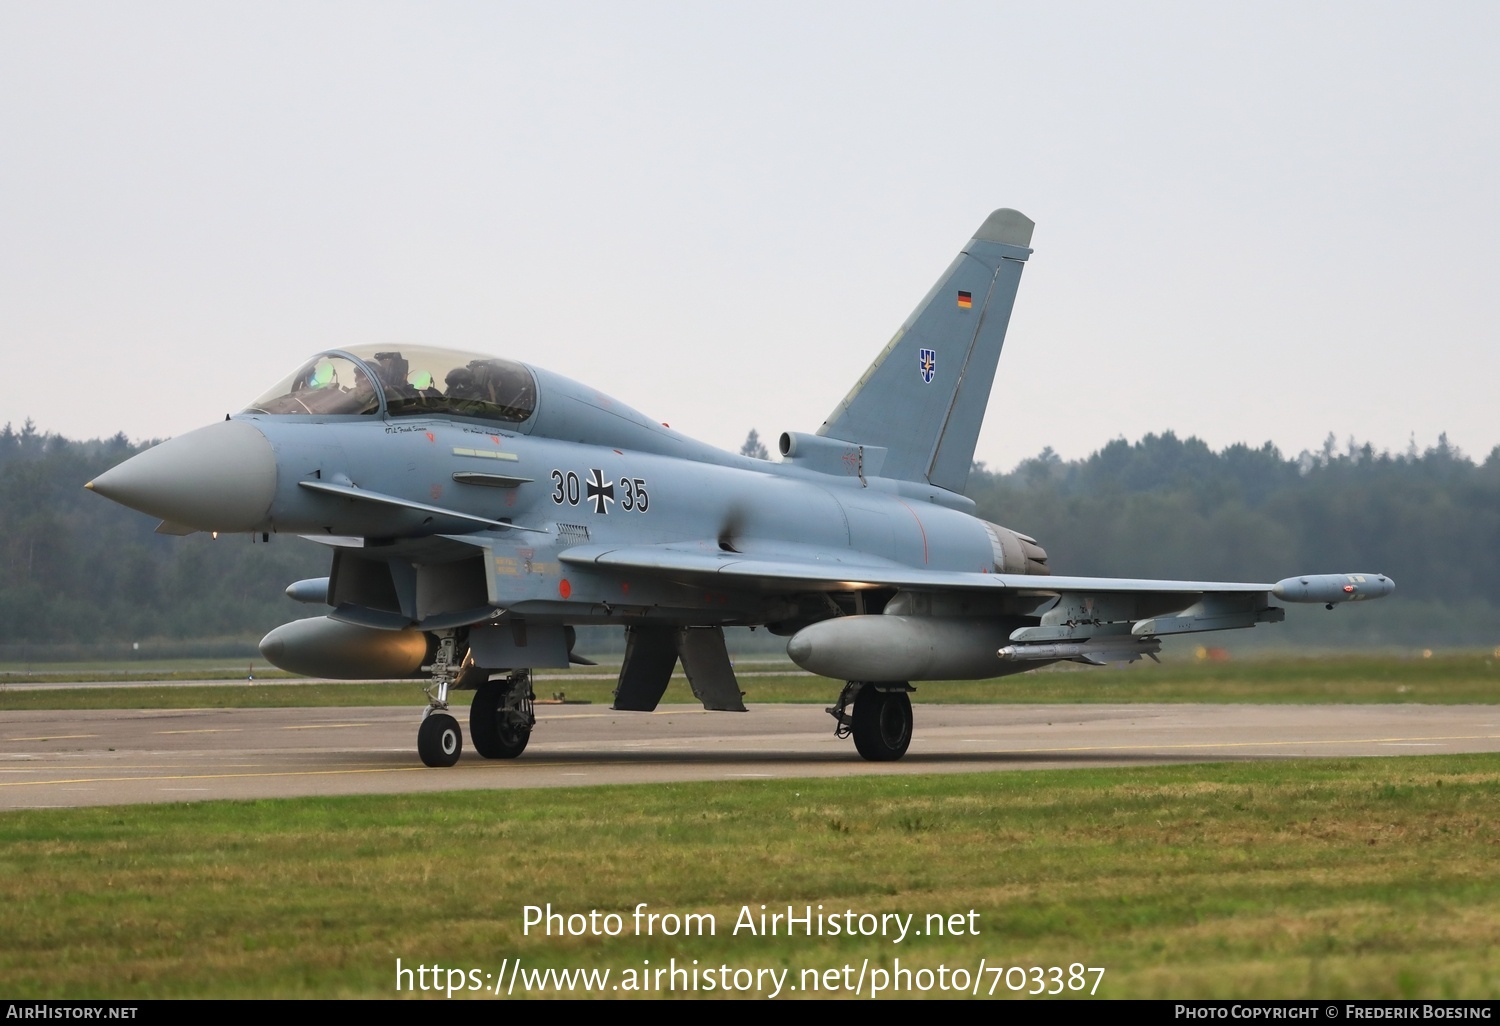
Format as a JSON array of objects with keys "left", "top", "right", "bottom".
[
  {"left": 973, "top": 208, "right": 1034, "bottom": 249},
  {"left": 285, "top": 577, "right": 331, "bottom": 605},
  {"left": 1272, "top": 573, "right": 1395, "bottom": 604}
]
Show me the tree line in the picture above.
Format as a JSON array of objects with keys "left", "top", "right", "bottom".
[
  {"left": 966, "top": 432, "right": 1500, "bottom": 646},
  {"left": 967, "top": 432, "right": 1500, "bottom": 601},
  {"left": 0, "top": 421, "right": 322, "bottom": 652}
]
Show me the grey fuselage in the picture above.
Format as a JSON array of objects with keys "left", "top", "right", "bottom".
[{"left": 245, "top": 362, "right": 1005, "bottom": 628}]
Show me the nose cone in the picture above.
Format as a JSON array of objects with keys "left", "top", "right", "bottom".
[{"left": 86, "top": 419, "right": 276, "bottom": 532}]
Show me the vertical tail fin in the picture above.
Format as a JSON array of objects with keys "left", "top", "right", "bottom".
[{"left": 817, "top": 208, "right": 1034, "bottom": 493}]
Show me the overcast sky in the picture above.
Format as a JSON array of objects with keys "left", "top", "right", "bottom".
[{"left": 3, "top": 2, "right": 1496, "bottom": 470}]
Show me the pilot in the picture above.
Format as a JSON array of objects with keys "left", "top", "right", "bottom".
[
  {"left": 491, "top": 367, "right": 536, "bottom": 416},
  {"left": 372, "top": 352, "right": 416, "bottom": 400},
  {"left": 445, "top": 366, "right": 481, "bottom": 400}
]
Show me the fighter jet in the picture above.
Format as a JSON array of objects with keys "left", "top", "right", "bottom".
[{"left": 86, "top": 208, "right": 1393, "bottom": 766}]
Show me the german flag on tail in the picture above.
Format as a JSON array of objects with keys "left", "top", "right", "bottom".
[{"left": 956, "top": 291, "right": 973, "bottom": 309}]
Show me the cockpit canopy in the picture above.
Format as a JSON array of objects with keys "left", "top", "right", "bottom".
[{"left": 244, "top": 345, "right": 537, "bottom": 424}]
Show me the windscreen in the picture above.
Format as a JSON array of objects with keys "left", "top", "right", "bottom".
[
  {"left": 244, "top": 354, "right": 380, "bottom": 416},
  {"left": 243, "top": 346, "right": 537, "bottom": 424}
]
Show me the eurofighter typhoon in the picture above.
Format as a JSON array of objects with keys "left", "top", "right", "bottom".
[{"left": 86, "top": 210, "right": 1394, "bottom": 765}]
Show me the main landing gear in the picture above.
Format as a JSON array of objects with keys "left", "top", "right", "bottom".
[
  {"left": 828, "top": 681, "right": 915, "bottom": 762},
  {"left": 469, "top": 671, "right": 535, "bottom": 760}
]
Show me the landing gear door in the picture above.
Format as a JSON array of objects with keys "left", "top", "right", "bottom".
[
  {"left": 469, "top": 620, "right": 570, "bottom": 669},
  {"left": 676, "top": 627, "right": 746, "bottom": 712}
]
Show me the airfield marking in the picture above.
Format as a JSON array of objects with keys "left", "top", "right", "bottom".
[
  {"left": 539, "top": 710, "right": 712, "bottom": 720},
  {"left": 281, "top": 723, "right": 372, "bottom": 730},
  {"left": 0, "top": 767, "right": 429, "bottom": 788},
  {"left": 0, "top": 763, "right": 262, "bottom": 771},
  {"left": 995, "top": 732, "right": 1500, "bottom": 755},
  {"left": 155, "top": 728, "right": 243, "bottom": 735},
  {"left": 0, "top": 757, "right": 660, "bottom": 790},
  {"left": 5, "top": 734, "right": 99, "bottom": 742}
]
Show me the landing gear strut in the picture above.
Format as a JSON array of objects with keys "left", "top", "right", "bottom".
[
  {"left": 470, "top": 670, "right": 535, "bottom": 759},
  {"left": 828, "top": 681, "right": 915, "bottom": 762},
  {"left": 418, "top": 630, "right": 463, "bottom": 767}
]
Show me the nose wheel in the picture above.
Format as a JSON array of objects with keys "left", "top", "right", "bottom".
[{"left": 418, "top": 711, "right": 463, "bottom": 767}]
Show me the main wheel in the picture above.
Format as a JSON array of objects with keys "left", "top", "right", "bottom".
[
  {"left": 850, "top": 686, "right": 912, "bottom": 762},
  {"left": 469, "top": 680, "right": 531, "bottom": 760},
  {"left": 418, "top": 711, "right": 463, "bottom": 767}
]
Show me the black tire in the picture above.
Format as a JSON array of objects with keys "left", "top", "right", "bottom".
[
  {"left": 468, "top": 681, "right": 531, "bottom": 760},
  {"left": 418, "top": 712, "right": 463, "bottom": 767},
  {"left": 850, "top": 686, "right": 912, "bottom": 762}
]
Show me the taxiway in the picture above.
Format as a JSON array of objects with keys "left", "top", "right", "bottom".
[{"left": 3, "top": 702, "right": 1498, "bottom": 809}]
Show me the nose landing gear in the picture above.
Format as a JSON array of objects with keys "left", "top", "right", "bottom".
[{"left": 417, "top": 630, "right": 463, "bottom": 767}]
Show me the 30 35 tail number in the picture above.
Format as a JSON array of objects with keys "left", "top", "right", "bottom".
[{"left": 550, "top": 470, "right": 649, "bottom": 514}]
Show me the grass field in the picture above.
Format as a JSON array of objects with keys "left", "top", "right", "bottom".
[
  {"left": 3, "top": 653, "right": 1497, "bottom": 710},
  {"left": 0, "top": 754, "right": 1496, "bottom": 999}
]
